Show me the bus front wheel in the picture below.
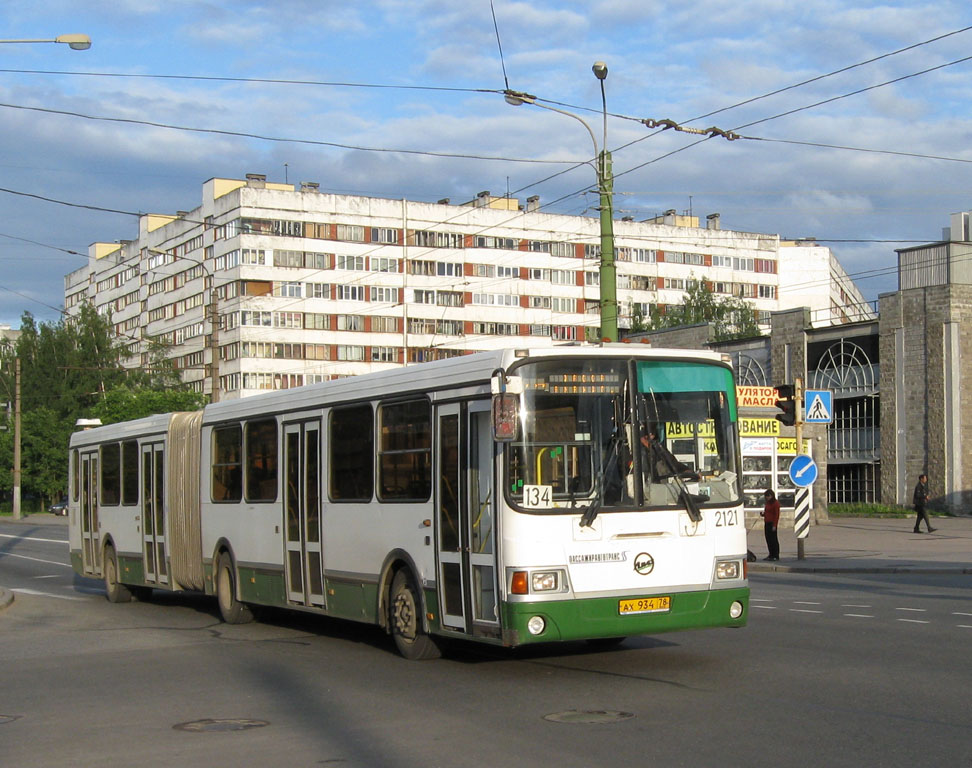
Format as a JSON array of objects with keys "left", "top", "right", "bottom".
[
  {"left": 103, "top": 545, "right": 132, "bottom": 603},
  {"left": 216, "top": 553, "right": 253, "bottom": 625},
  {"left": 390, "top": 569, "right": 441, "bottom": 660}
]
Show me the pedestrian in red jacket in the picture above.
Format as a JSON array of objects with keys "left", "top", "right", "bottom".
[{"left": 761, "top": 489, "right": 781, "bottom": 561}]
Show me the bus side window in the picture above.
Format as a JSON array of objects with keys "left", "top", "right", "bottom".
[
  {"left": 122, "top": 440, "right": 139, "bottom": 505},
  {"left": 245, "top": 419, "right": 278, "bottom": 502},
  {"left": 212, "top": 425, "right": 243, "bottom": 502},
  {"left": 330, "top": 404, "right": 374, "bottom": 501},
  {"left": 101, "top": 442, "right": 121, "bottom": 506}
]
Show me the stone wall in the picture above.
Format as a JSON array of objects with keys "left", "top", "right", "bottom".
[{"left": 879, "top": 285, "right": 972, "bottom": 513}]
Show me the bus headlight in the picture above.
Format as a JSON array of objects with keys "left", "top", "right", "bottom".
[
  {"left": 729, "top": 601, "right": 744, "bottom": 620},
  {"left": 527, "top": 616, "right": 546, "bottom": 635},
  {"left": 715, "top": 560, "right": 741, "bottom": 580},
  {"left": 532, "top": 571, "right": 563, "bottom": 592}
]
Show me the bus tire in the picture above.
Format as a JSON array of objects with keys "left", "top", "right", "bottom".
[
  {"left": 216, "top": 553, "right": 253, "bottom": 625},
  {"left": 103, "top": 545, "right": 132, "bottom": 604},
  {"left": 390, "top": 568, "right": 441, "bottom": 660}
]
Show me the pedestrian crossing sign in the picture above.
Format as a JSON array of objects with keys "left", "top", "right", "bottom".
[{"left": 804, "top": 390, "right": 833, "bottom": 423}]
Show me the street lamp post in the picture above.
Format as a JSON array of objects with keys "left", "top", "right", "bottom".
[
  {"left": 0, "top": 34, "right": 92, "bottom": 50},
  {"left": 505, "top": 62, "right": 617, "bottom": 342}
]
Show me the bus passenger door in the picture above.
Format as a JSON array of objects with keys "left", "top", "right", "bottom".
[
  {"left": 284, "top": 421, "right": 325, "bottom": 608},
  {"left": 79, "top": 451, "right": 100, "bottom": 575},
  {"left": 141, "top": 443, "right": 168, "bottom": 585},
  {"left": 436, "top": 403, "right": 499, "bottom": 635}
]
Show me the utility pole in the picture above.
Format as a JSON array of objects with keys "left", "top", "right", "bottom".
[
  {"left": 13, "top": 357, "right": 21, "bottom": 520},
  {"left": 209, "top": 288, "right": 220, "bottom": 403}
]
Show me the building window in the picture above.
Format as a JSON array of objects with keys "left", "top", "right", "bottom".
[
  {"left": 372, "top": 316, "right": 398, "bottom": 333},
  {"left": 371, "top": 256, "right": 399, "bottom": 273},
  {"left": 336, "top": 345, "right": 366, "bottom": 361},
  {"left": 371, "top": 227, "right": 399, "bottom": 244},
  {"left": 304, "top": 312, "right": 329, "bottom": 330},
  {"left": 273, "top": 281, "right": 302, "bottom": 297},
  {"left": 336, "top": 254, "right": 366, "bottom": 271},
  {"left": 371, "top": 346, "right": 398, "bottom": 363},
  {"left": 337, "top": 315, "right": 364, "bottom": 331},
  {"left": 336, "top": 285, "right": 365, "bottom": 301},
  {"left": 371, "top": 286, "right": 399, "bottom": 303},
  {"left": 273, "top": 250, "right": 303, "bottom": 268},
  {"left": 436, "top": 291, "right": 463, "bottom": 307},
  {"left": 336, "top": 224, "right": 365, "bottom": 242}
]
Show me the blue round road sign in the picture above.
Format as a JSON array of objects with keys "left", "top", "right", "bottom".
[{"left": 789, "top": 454, "right": 817, "bottom": 487}]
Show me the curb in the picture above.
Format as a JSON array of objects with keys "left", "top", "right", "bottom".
[{"left": 749, "top": 564, "right": 972, "bottom": 575}]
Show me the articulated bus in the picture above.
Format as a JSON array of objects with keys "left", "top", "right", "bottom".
[{"left": 68, "top": 347, "right": 748, "bottom": 659}]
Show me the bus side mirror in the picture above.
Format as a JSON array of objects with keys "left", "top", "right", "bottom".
[{"left": 492, "top": 393, "right": 519, "bottom": 442}]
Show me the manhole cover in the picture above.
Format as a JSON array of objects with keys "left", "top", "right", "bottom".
[
  {"left": 543, "top": 710, "right": 634, "bottom": 724},
  {"left": 173, "top": 718, "right": 269, "bottom": 732},
  {"left": 0, "top": 715, "right": 21, "bottom": 725}
]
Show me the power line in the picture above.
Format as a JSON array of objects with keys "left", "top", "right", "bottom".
[
  {"left": 0, "top": 101, "right": 574, "bottom": 166},
  {"left": 0, "top": 68, "right": 499, "bottom": 95}
]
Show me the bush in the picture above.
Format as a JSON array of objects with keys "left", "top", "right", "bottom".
[{"left": 829, "top": 503, "right": 949, "bottom": 518}]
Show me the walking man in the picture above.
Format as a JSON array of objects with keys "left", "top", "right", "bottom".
[
  {"left": 913, "top": 473, "right": 935, "bottom": 533},
  {"left": 761, "top": 488, "right": 781, "bottom": 560}
]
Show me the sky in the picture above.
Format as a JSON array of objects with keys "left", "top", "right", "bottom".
[{"left": 2, "top": 0, "right": 972, "bottom": 328}]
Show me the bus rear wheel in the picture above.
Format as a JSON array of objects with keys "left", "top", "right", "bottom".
[
  {"left": 103, "top": 546, "right": 132, "bottom": 603},
  {"left": 390, "top": 569, "right": 441, "bottom": 660},
  {"left": 216, "top": 553, "right": 253, "bottom": 625}
]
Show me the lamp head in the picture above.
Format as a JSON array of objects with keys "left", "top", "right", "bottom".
[
  {"left": 592, "top": 61, "right": 608, "bottom": 80},
  {"left": 55, "top": 34, "right": 91, "bottom": 50}
]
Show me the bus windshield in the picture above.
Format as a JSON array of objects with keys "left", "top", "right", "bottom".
[{"left": 506, "top": 357, "right": 740, "bottom": 513}]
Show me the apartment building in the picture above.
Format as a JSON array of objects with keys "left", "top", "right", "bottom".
[{"left": 64, "top": 174, "right": 867, "bottom": 400}]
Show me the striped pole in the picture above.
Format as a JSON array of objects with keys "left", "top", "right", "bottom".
[{"left": 794, "top": 488, "right": 811, "bottom": 540}]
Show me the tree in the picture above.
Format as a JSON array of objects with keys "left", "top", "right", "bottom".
[
  {"left": 640, "top": 281, "right": 761, "bottom": 341},
  {"left": 0, "top": 304, "right": 204, "bottom": 509}
]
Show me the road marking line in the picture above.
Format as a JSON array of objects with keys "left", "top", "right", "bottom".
[
  {"left": 953, "top": 612, "right": 972, "bottom": 617},
  {"left": 843, "top": 614, "right": 874, "bottom": 618},
  {"left": 0, "top": 552, "right": 72, "bottom": 568},
  {"left": 750, "top": 598, "right": 774, "bottom": 602},
  {"left": 897, "top": 619, "right": 930, "bottom": 624},
  {"left": 33, "top": 574, "right": 59, "bottom": 579},
  {"left": 0, "top": 533, "right": 67, "bottom": 545},
  {"left": 842, "top": 604, "right": 871, "bottom": 608},
  {"left": 789, "top": 609, "right": 823, "bottom": 614},
  {"left": 752, "top": 605, "right": 777, "bottom": 609},
  {"left": 895, "top": 607, "right": 927, "bottom": 612},
  {"left": 958, "top": 625, "right": 972, "bottom": 629},
  {"left": 794, "top": 601, "right": 821, "bottom": 605},
  {"left": 10, "top": 588, "right": 84, "bottom": 601}
]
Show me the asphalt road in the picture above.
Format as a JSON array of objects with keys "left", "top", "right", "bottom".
[{"left": 1, "top": 520, "right": 969, "bottom": 768}]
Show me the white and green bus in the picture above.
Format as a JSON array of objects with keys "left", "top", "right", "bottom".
[{"left": 68, "top": 347, "right": 748, "bottom": 659}]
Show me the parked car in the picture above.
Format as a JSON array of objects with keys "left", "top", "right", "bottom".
[{"left": 49, "top": 500, "right": 68, "bottom": 516}]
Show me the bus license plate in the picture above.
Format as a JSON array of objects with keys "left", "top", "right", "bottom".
[{"left": 619, "top": 596, "right": 671, "bottom": 615}]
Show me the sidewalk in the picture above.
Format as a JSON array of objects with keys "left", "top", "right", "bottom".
[{"left": 748, "top": 516, "right": 972, "bottom": 574}]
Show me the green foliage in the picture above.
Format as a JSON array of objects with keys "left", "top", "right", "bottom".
[
  {"left": 0, "top": 304, "right": 203, "bottom": 508},
  {"left": 829, "top": 503, "right": 950, "bottom": 518},
  {"left": 91, "top": 386, "right": 205, "bottom": 425},
  {"left": 639, "top": 281, "right": 761, "bottom": 341}
]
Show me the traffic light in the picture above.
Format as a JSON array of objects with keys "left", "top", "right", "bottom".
[{"left": 775, "top": 384, "right": 797, "bottom": 426}]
